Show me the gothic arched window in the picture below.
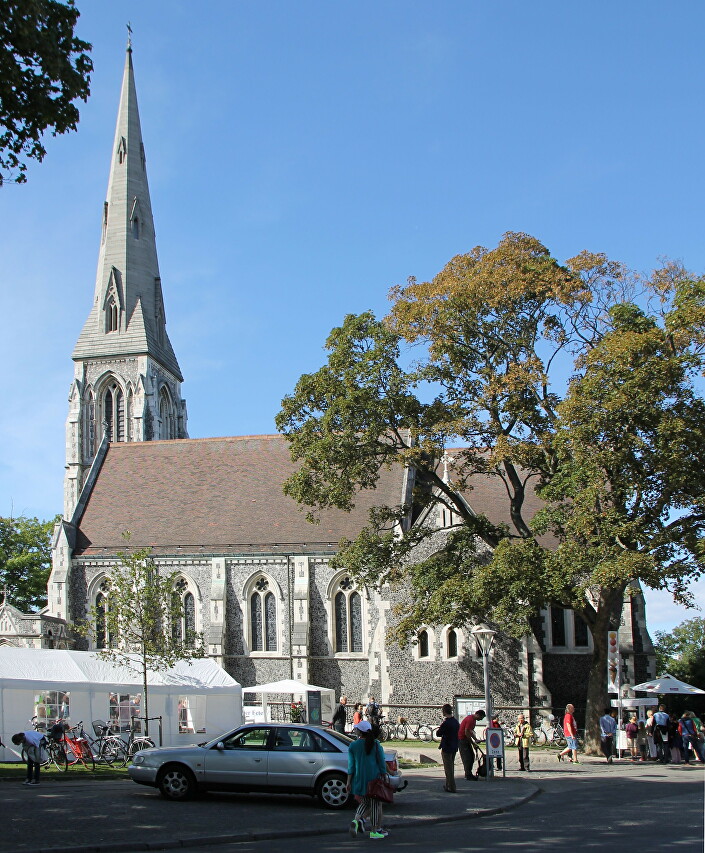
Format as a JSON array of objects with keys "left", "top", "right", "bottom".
[
  {"left": 447, "top": 628, "right": 458, "bottom": 659},
  {"left": 418, "top": 629, "right": 430, "bottom": 659},
  {"left": 172, "top": 578, "right": 197, "bottom": 649},
  {"left": 83, "top": 387, "right": 96, "bottom": 460},
  {"left": 104, "top": 382, "right": 125, "bottom": 442},
  {"left": 106, "top": 296, "right": 118, "bottom": 333},
  {"left": 250, "top": 577, "right": 277, "bottom": 652},
  {"left": 95, "top": 579, "right": 115, "bottom": 649},
  {"left": 159, "top": 386, "right": 176, "bottom": 440},
  {"left": 332, "top": 576, "right": 363, "bottom": 653}
]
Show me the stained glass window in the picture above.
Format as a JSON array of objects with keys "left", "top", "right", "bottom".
[
  {"left": 418, "top": 629, "right": 429, "bottom": 658},
  {"left": 334, "top": 591, "right": 348, "bottom": 652},
  {"left": 251, "top": 593, "right": 263, "bottom": 651},
  {"left": 573, "top": 612, "right": 589, "bottom": 647},
  {"left": 551, "top": 606, "right": 566, "bottom": 646},
  {"left": 350, "top": 592, "right": 362, "bottom": 652},
  {"left": 184, "top": 592, "right": 196, "bottom": 647},
  {"left": 96, "top": 592, "right": 107, "bottom": 649},
  {"left": 265, "top": 592, "right": 276, "bottom": 651}
]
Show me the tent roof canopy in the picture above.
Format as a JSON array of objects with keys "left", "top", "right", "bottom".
[
  {"left": 0, "top": 648, "right": 241, "bottom": 692},
  {"left": 632, "top": 672, "right": 705, "bottom": 695}
]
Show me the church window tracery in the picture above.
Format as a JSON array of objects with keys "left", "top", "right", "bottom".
[
  {"left": 171, "top": 577, "right": 197, "bottom": 649},
  {"left": 332, "top": 576, "right": 363, "bottom": 654},
  {"left": 106, "top": 296, "right": 118, "bottom": 333},
  {"left": 249, "top": 576, "right": 277, "bottom": 653},
  {"left": 83, "top": 387, "right": 96, "bottom": 460},
  {"left": 159, "top": 387, "right": 176, "bottom": 440},
  {"left": 95, "top": 579, "right": 115, "bottom": 649},
  {"left": 104, "top": 382, "right": 125, "bottom": 442}
]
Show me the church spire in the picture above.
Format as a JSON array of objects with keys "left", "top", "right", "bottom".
[
  {"left": 72, "top": 43, "right": 182, "bottom": 380},
  {"left": 64, "top": 44, "right": 187, "bottom": 519}
]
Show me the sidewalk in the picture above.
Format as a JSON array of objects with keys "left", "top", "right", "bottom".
[{"left": 0, "top": 764, "right": 538, "bottom": 853}]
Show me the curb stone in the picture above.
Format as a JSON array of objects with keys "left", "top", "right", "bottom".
[{"left": 33, "top": 785, "right": 540, "bottom": 853}]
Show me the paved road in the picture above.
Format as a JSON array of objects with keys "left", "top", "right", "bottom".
[
  {"left": 1, "top": 756, "right": 702, "bottom": 852},
  {"left": 178, "top": 764, "right": 704, "bottom": 853}
]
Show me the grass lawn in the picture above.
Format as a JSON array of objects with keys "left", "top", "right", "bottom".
[{"left": 0, "top": 761, "right": 131, "bottom": 781}]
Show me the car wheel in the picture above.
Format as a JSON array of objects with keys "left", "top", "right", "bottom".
[
  {"left": 158, "top": 765, "right": 197, "bottom": 801},
  {"left": 316, "top": 773, "right": 350, "bottom": 810}
]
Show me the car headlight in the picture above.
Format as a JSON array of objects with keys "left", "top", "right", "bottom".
[{"left": 132, "top": 754, "right": 146, "bottom": 765}]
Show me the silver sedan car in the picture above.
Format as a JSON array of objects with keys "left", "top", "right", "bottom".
[{"left": 128, "top": 723, "right": 406, "bottom": 809}]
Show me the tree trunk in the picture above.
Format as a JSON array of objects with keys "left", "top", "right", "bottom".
[
  {"left": 142, "top": 657, "right": 149, "bottom": 738},
  {"left": 583, "top": 589, "right": 624, "bottom": 754}
]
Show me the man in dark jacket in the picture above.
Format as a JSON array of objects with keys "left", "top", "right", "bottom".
[{"left": 332, "top": 695, "right": 348, "bottom": 733}]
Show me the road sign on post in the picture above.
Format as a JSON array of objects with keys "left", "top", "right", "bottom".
[{"left": 486, "top": 728, "right": 505, "bottom": 778}]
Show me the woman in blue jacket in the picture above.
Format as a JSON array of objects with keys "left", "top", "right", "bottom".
[{"left": 347, "top": 720, "right": 389, "bottom": 838}]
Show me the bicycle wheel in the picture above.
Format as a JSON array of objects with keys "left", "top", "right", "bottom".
[
  {"left": 105, "top": 737, "right": 128, "bottom": 767},
  {"left": 417, "top": 724, "right": 433, "bottom": 742},
  {"left": 99, "top": 737, "right": 121, "bottom": 766},
  {"left": 50, "top": 741, "right": 69, "bottom": 771},
  {"left": 554, "top": 728, "right": 567, "bottom": 747},
  {"left": 129, "top": 737, "right": 155, "bottom": 758},
  {"left": 431, "top": 725, "right": 441, "bottom": 742},
  {"left": 377, "top": 723, "right": 389, "bottom": 742},
  {"left": 533, "top": 727, "right": 547, "bottom": 745},
  {"left": 395, "top": 723, "right": 408, "bottom": 741},
  {"left": 503, "top": 727, "right": 515, "bottom": 746},
  {"left": 77, "top": 740, "right": 95, "bottom": 771}
]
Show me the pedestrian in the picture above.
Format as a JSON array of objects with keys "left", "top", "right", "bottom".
[
  {"left": 459, "top": 708, "right": 485, "bottom": 780},
  {"left": 625, "top": 714, "right": 639, "bottom": 761},
  {"left": 688, "top": 711, "right": 705, "bottom": 762},
  {"left": 669, "top": 713, "right": 683, "bottom": 764},
  {"left": 645, "top": 708, "right": 658, "bottom": 759},
  {"left": 557, "top": 703, "right": 579, "bottom": 764},
  {"left": 346, "top": 720, "right": 389, "bottom": 839},
  {"left": 352, "top": 703, "right": 364, "bottom": 726},
  {"left": 489, "top": 714, "right": 503, "bottom": 771},
  {"left": 599, "top": 707, "right": 617, "bottom": 763},
  {"left": 365, "top": 695, "right": 382, "bottom": 729},
  {"left": 437, "top": 703, "right": 460, "bottom": 792},
  {"left": 514, "top": 713, "right": 531, "bottom": 772},
  {"left": 332, "top": 695, "right": 348, "bottom": 734},
  {"left": 12, "top": 730, "right": 47, "bottom": 786},
  {"left": 678, "top": 711, "right": 703, "bottom": 764},
  {"left": 653, "top": 704, "right": 671, "bottom": 763},
  {"left": 636, "top": 720, "right": 648, "bottom": 761}
]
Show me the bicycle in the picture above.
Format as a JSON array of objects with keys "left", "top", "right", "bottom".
[
  {"left": 29, "top": 716, "right": 68, "bottom": 770},
  {"left": 109, "top": 716, "right": 156, "bottom": 765},
  {"left": 396, "top": 718, "right": 435, "bottom": 742},
  {"left": 74, "top": 720, "right": 125, "bottom": 765},
  {"left": 61, "top": 721, "right": 96, "bottom": 771}
]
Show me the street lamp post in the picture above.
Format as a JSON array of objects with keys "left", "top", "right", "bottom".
[{"left": 471, "top": 623, "right": 497, "bottom": 780}]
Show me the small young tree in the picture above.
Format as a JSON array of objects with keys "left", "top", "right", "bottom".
[{"left": 78, "top": 544, "right": 205, "bottom": 735}]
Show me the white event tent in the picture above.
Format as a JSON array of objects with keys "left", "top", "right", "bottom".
[
  {"left": 242, "top": 679, "right": 336, "bottom": 725},
  {"left": 0, "top": 647, "right": 242, "bottom": 756},
  {"left": 632, "top": 673, "right": 705, "bottom": 695}
]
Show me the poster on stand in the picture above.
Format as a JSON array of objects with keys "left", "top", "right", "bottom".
[{"left": 607, "top": 630, "right": 620, "bottom": 693}]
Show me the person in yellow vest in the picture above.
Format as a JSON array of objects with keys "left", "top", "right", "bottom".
[{"left": 514, "top": 713, "right": 532, "bottom": 772}]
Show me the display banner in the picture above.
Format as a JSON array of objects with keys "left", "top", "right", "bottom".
[{"left": 607, "top": 630, "right": 620, "bottom": 693}]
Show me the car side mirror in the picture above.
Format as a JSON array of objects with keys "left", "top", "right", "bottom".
[{"left": 215, "top": 741, "right": 225, "bottom": 751}]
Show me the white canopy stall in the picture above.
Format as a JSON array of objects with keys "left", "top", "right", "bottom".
[
  {"left": 242, "top": 679, "right": 336, "bottom": 726},
  {"left": 0, "top": 647, "right": 242, "bottom": 757},
  {"left": 632, "top": 673, "right": 705, "bottom": 695}
]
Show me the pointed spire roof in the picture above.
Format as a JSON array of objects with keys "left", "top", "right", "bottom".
[{"left": 73, "top": 45, "right": 182, "bottom": 381}]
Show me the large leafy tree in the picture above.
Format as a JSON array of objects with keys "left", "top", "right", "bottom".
[
  {"left": 77, "top": 544, "right": 205, "bottom": 735},
  {"left": 0, "top": 0, "right": 92, "bottom": 184},
  {"left": 276, "top": 232, "right": 705, "bottom": 750},
  {"left": 653, "top": 618, "right": 705, "bottom": 715},
  {"left": 0, "top": 515, "right": 59, "bottom": 610}
]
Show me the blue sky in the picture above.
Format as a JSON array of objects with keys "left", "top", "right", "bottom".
[{"left": 1, "top": 1, "right": 703, "bottom": 634}]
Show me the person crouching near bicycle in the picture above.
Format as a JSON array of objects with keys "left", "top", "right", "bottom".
[
  {"left": 459, "top": 709, "right": 485, "bottom": 780},
  {"left": 514, "top": 714, "right": 531, "bottom": 772},
  {"left": 12, "top": 730, "right": 47, "bottom": 786}
]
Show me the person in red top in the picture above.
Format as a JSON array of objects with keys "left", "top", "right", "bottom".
[
  {"left": 458, "top": 709, "right": 485, "bottom": 779},
  {"left": 558, "top": 703, "right": 580, "bottom": 764}
]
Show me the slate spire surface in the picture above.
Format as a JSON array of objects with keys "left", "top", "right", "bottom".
[{"left": 72, "top": 45, "right": 182, "bottom": 380}]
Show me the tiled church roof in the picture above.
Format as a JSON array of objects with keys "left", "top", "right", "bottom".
[{"left": 73, "top": 435, "right": 409, "bottom": 556}]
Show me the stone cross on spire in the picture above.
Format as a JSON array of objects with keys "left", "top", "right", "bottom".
[{"left": 127, "top": 22, "right": 133, "bottom": 50}]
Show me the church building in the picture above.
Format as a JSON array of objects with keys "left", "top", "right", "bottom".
[{"left": 33, "top": 45, "right": 656, "bottom": 721}]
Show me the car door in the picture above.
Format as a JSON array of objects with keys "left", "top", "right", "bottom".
[
  {"left": 202, "top": 726, "right": 271, "bottom": 788},
  {"left": 266, "top": 726, "right": 324, "bottom": 790}
]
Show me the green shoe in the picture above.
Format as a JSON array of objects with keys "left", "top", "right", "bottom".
[{"left": 370, "top": 831, "right": 386, "bottom": 839}]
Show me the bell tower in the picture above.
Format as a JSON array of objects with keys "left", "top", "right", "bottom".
[{"left": 64, "top": 42, "right": 187, "bottom": 518}]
